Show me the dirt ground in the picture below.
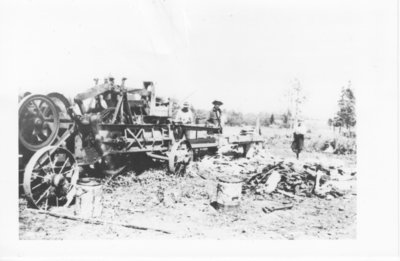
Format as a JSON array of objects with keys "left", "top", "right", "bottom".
[{"left": 19, "top": 127, "right": 357, "bottom": 240}]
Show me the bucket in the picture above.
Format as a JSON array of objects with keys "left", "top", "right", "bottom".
[
  {"left": 75, "top": 178, "right": 103, "bottom": 218},
  {"left": 216, "top": 176, "right": 243, "bottom": 207}
]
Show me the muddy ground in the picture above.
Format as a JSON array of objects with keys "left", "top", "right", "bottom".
[{"left": 19, "top": 128, "right": 357, "bottom": 240}]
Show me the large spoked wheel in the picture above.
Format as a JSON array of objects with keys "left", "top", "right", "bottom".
[
  {"left": 23, "top": 146, "right": 79, "bottom": 210},
  {"left": 47, "top": 92, "right": 71, "bottom": 113},
  {"left": 47, "top": 92, "right": 73, "bottom": 127},
  {"left": 47, "top": 92, "right": 75, "bottom": 149},
  {"left": 19, "top": 94, "right": 60, "bottom": 151},
  {"left": 168, "top": 139, "right": 193, "bottom": 176}
]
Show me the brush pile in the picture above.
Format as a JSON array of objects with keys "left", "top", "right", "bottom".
[{"left": 188, "top": 143, "right": 356, "bottom": 199}]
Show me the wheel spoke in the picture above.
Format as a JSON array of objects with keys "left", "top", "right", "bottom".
[
  {"left": 44, "top": 122, "right": 56, "bottom": 134},
  {"left": 43, "top": 116, "right": 55, "bottom": 122},
  {"left": 35, "top": 187, "right": 51, "bottom": 205},
  {"left": 37, "top": 129, "right": 48, "bottom": 140},
  {"left": 35, "top": 156, "right": 51, "bottom": 171},
  {"left": 45, "top": 195, "right": 49, "bottom": 210},
  {"left": 38, "top": 99, "right": 44, "bottom": 108},
  {"left": 46, "top": 152, "right": 55, "bottom": 174},
  {"left": 169, "top": 141, "right": 192, "bottom": 175},
  {"left": 30, "top": 100, "right": 46, "bottom": 119},
  {"left": 177, "top": 165, "right": 184, "bottom": 176},
  {"left": 31, "top": 171, "right": 46, "bottom": 180},
  {"left": 21, "top": 122, "right": 35, "bottom": 137},
  {"left": 58, "top": 157, "right": 70, "bottom": 174},
  {"left": 31, "top": 181, "right": 47, "bottom": 190},
  {"left": 20, "top": 95, "right": 60, "bottom": 151},
  {"left": 59, "top": 168, "right": 74, "bottom": 178},
  {"left": 52, "top": 154, "right": 59, "bottom": 168}
]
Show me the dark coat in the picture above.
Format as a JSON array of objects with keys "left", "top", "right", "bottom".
[{"left": 208, "top": 108, "right": 221, "bottom": 125}]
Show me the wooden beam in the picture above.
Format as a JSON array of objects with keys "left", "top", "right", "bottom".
[{"left": 26, "top": 208, "right": 172, "bottom": 235}]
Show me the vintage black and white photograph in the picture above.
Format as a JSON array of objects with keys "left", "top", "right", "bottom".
[{"left": 1, "top": 0, "right": 399, "bottom": 259}]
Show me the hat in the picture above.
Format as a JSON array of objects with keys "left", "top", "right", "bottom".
[
  {"left": 212, "top": 100, "right": 223, "bottom": 106},
  {"left": 183, "top": 101, "right": 190, "bottom": 108}
]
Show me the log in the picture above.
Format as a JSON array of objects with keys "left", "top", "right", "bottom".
[
  {"left": 276, "top": 189, "right": 304, "bottom": 201},
  {"left": 26, "top": 208, "right": 172, "bottom": 234},
  {"left": 262, "top": 204, "right": 294, "bottom": 213}
]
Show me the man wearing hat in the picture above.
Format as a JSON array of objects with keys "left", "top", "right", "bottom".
[
  {"left": 208, "top": 100, "right": 223, "bottom": 128},
  {"left": 175, "top": 101, "right": 194, "bottom": 124}
]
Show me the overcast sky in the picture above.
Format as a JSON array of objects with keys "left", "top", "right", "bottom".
[{"left": 1, "top": 0, "right": 392, "bottom": 120}]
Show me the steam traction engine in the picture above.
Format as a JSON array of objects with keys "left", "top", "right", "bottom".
[
  {"left": 18, "top": 77, "right": 221, "bottom": 210},
  {"left": 18, "top": 77, "right": 260, "bottom": 211}
]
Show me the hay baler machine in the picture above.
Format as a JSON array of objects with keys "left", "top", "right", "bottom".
[{"left": 18, "top": 77, "right": 201, "bottom": 210}]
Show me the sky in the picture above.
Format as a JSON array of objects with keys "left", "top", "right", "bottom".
[{"left": 0, "top": 0, "right": 392, "bottom": 120}]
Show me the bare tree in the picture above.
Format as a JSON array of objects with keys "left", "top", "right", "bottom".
[{"left": 285, "top": 78, "right": 307, "bottom": 128}]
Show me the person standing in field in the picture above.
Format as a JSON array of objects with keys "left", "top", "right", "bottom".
[
  {"left": 291, "top": 120, "right": 306, "bottom": 159},
  {"left": 207, "top": 100, "right": 223, "bottom": 129},
  {"left": 206, "top": 100, "right": 223, "bottom": 154},
  {"left": 175, "top": 101, "right": 194, "bottom": 124}
]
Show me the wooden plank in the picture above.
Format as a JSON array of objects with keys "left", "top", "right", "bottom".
[{"left": 26, "top": 208, "right": 172, "bottom": 234}]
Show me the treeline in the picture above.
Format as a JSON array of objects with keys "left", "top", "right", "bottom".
[
  {"left": 327, "top": 82, "right": 356, "bottom": 134},
  {"left": 224, "top": 110, "right": 292, "bottom": 127},
  {"left": 195, "top": 108, "right": 292, "bottom": 128},
  {"left": 169, "top": 98, "right": 292, "bottom": 127}
]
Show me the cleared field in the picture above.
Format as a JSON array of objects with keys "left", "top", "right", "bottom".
[{"left": 19, "top": 126, "right": 356, "bottom": 239}]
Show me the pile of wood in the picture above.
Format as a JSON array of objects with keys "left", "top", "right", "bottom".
[
  {"left": 190, "top": 145, "right": 356, "bottom": 199},
  {"left": 244, "top": 161, "right": 345, "bottom": 198}
]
